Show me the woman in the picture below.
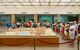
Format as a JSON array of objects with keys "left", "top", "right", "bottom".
[
  {"left": 55, "top": 23, "right": 58, "bottom": 33},
  {"left": 28, "top": 20, "right": 33, "bottom": 27},
  {"left": 61, "top": 22, "right": 65, "bottom": 40},
  {"left": 16, "top": 22, "right": 21, "bottom": 28},
  {"left": 65, "top": 23, "right": 70, "bottom": 41},
  {"left": 61, "top": 23, "right": 65, "bottom": 34}
]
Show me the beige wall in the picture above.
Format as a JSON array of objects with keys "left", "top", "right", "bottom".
[{"left": 0, "top": 6, "right": 80, "bottom": 14}]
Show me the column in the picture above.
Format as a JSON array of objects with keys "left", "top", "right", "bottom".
[
  {"left": 11, "top": 14, "right": 16, "bottom": 24},
  {"left": 34, "top": 14, "right": 38, "bottom": 22},
  {"left": 78, "top": 15, "right": 80, "bottom": 22}
]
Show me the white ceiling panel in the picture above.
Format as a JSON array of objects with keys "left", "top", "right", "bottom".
[
  {"left": 40, "top": 3, "right": 49, "bottom": 5},
  {"left": 22, "top": 3, "right": 31, "bottom": 5},
  {"left": 41, "top": 3, "right": 45, "bottom": 5},
  {"left": 13, "top": 3, "right": 21, "bottom": 5},
  {"left": 61, "top": 0, "right": 71, "bottom": 2},
  {"left": 32, "top": 3, "right": 40, "bottom": 5},
  {"left": 44, "top": 3, "right": 48, "bottom": 5},
  {"left": 50, "top": 0, "right": 60, "bottom": 3},
  {"left": 2, "top": 3, "right": 8, "bottom": 5},
  {"left": 0, "top": 0, "right": 80, "bottom": 6},
  {"left": 50, "top": 3, "right": 58, "bottom": 5},
  {"left": 18, "top": 0, "right": 27, "bottom": 2},
  {"left": 76, "top": 0, "right": 80, "bottom": 2},
  {"left": 68, "top": 3, "right": 77, "bottom": 5},
  {"left": 30, "top": 0, "right": 39, "bottom": 3},
  {"left": 58, "top": 3, "right": 68, "bottom": 5},
  {"left": 40, "top": 0, "right": 49, "bottom": 3}
]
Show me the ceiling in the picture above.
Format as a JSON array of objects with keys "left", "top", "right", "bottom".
[{"left": 0, "top": 0, "right": 80, "bottom": 6}]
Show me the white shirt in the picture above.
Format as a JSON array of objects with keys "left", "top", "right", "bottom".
[
  {"left": 74, "top": 24, "right": 78, "bottom": 31},
  {"left": 69, "top": 25, "right": 75, "bottom": 39},
  {"left": 69, "top": 25, "right": 75, "bottom": 31},
  {"left": 17, "top": 22, "right": 21, "bottom": 25}
]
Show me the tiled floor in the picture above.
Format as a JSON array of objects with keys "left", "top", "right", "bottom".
[{"left": 0, "top": 44, "right": 79, "bottom": 50}]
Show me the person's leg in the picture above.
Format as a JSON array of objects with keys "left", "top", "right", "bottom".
[{"left": 69, "top": 39, "right": 74, "bottom": 47}]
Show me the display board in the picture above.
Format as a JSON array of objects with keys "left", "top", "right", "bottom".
[
  {"left": 24, "top": 16, "right": 34, "bottom": 22},
  {"left": 60, "top": 16, "right": 68, "bottom": 23},
  {"left": 40, "top": 15, "right": 52, "bottom": 24},
  {"left": 54, "top": 15, "right": 68, "bottom": 24},
  {"left": 0, "top": 16, "right": 11, "bottom": 26},
  {"left": 54, "top": 16, "right": 57, "bottom": 24},
  {"left": 16, "top": 15, "right": 34, "bottom": 23}
]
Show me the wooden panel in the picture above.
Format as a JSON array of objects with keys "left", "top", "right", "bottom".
[
  {"left": 35, "top": 37, "right": 59, "bottom": 47},
  {"left": 0, "top": 37, "right": 59, "bottom": 47},
  {"left": 0, "top": 38, "right": 34, "bottom": 47}
]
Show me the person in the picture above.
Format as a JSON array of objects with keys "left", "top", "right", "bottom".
[
  {"left": 23, "top": 22, "right": 29, "bottom": 27},
  {"left": 58, "top": 22, "right": 61, "bottom": 33},
  {"left": 69, "top": 22, "right": 75, "bottom": 47},
  {"left": 65, "top": 23, "right": 70, "bottom": 41},
  {"left": 78, "top": 22, "right": 80, "bottom": 34},
  {"left": 28, "top": 20, "right": 33, "bottom": 27},
  {"left": 26, "top": 22, "right": 29, "bottom": 27},
  {"left": 61, "top": 22, "right": 65, "bottom": 34},
  {"left": 60, "top": 22, "right": 62, "bottom": 34},
  {"left": 5, "top": 23, "right": 11, "bottom": 30},
  {"left": 37, "top": 21, "right": 41, "bottom": 27},
  {"left": 52, "top": 23, "right": 55, "bottom": 31},
  {"left": 11, "top": 24, "right": 16, "bottom": 29},
  {"left": 46, "top": 22, "right": 51, "bottom": 28},
  {"left": 33, "top": 21, "right": 37, "bottom": 28},
  {"left": 41, "top": 20, "right": 47, "bottom": 27},
  {"left": 16, "top": 22, "right": 21, "bottom": 28},
  {"left": 55, "top": 22, "right": 59, "bottom": 33},
  {"left": 61, "top": 22, "right": 65, "bottom": 40},
  {"left": 42, "top": 21, "right": 46, "bottom": 26},
  {"left": 74, "top": 21, "right": 78, "bottom": 35}
]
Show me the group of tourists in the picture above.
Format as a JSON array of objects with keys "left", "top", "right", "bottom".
[{"left": 53, "top": 21, "right": 80, "bottom": 47}]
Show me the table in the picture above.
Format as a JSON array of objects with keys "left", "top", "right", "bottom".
[{"left": 0, "top": 28, "right": 59, "bottom": 47}]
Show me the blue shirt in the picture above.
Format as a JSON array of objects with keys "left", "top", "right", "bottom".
[{"left": 5, "top": 23, "right": 11, "bottom": 28}]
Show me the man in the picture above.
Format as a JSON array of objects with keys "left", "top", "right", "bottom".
[
  {"left": 11, "top": 24, "right": 16, "bottom": 29},
  {"left": 46, "top": 21, "right": 51, "bottom": 28},
  {"left": 42, "top": 20, "right": 47, "bottom": 27},
  {"left": 78, "top": 22, "right": 80, "bottom": 34},
  {"left": 33, "top": 21, "right": 37, "bottom": 28},
  {"left": 16, "top": 22, "right": 21, "bottom": 28},
  {"left": 5, "top": 23, "right": 11, "bottom": 30},
  {"left": 69, "top": 22, "right": 75, "bottom": 47},
  {"left": 74, "top": 21, "right": 78, "bottom": 35}
]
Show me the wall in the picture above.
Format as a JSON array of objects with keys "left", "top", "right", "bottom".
[{"left": 0, "top": 6, "right": 80, "bottom": 14}]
